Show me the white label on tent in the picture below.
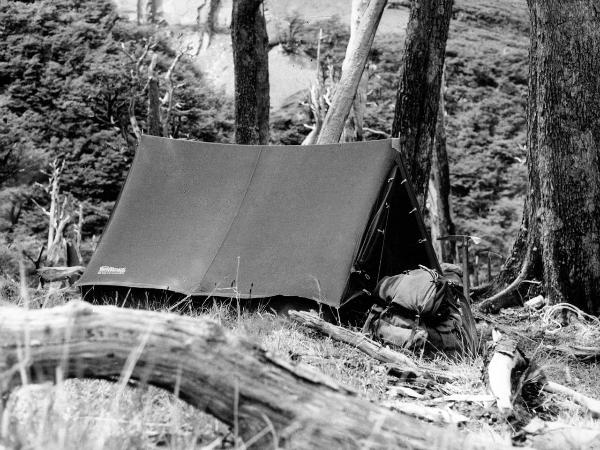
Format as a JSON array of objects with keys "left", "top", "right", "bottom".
[{"left": 98, "top": 266, "right": 127, "bottom": 275}]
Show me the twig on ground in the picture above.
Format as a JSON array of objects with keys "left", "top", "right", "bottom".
[
  {"left": 288, "top": 310, "right": 458, "bottom": 382},
  {"left": 543, "top": 381, "right": 600, "bottom": 418}
]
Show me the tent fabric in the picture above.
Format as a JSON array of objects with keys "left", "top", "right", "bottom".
[{"left": 78, "top": 136, "right": 438, "bottom": 307}]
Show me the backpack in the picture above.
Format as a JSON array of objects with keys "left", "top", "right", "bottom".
[{"left": 363, "top": 266, "right": 478, "bottom": 355}]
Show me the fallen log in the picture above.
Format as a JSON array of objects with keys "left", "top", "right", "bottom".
[
  {"left": 36, "top": 265, "right": 85, "bottom": 282},
  {"left": 0, "top": 301, "right": 511, "bottom": 449},
  {"left": 288, "top": 310, "right": 457, "bottom": 381}
]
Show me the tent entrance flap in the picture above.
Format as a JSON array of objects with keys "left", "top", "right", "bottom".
[
  {"left": 77, "top": 136, "right": 438, "bottom": 307},
  {"left": 343, "top": 164, "right": 439, "bottom": 306}
]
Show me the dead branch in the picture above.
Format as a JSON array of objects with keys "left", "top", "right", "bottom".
[
  {"left": 288, "top": 310, "right": 456, "bottom": 382},
  {"left": 478, "top": 246, "right": 531, "bottom": 313},
  {"left": 543, "top": 343, "right": 600, "bottom": 360},
  {"left": 120, "top": 39, "right": 155, "bottom": 143},
  {"left": 363, "top": 127, "right": 390, "bottom": 138},
  {"left": 0, "top": 302, "right": 511, "bottom": 449},
  {"left": 522, "top": 418, "right": 600, "bottom": 450},
  {"left": 36, "top": 266, "right": 85, "bottom": 283},
  {"left": 302, "top": 29, "right": 325, "bottom": 146},
  {"left": 543, "top": 381, "right": 600, "bottom": 418},
  {"left": 382, "top": 400, "right": 469, "bottom": 425}
]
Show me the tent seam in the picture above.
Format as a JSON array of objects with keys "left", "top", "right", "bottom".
[{"left": 192, "top": 147, "right": 265, "bottom": 293}]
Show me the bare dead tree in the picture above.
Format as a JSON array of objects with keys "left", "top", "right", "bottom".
[
  {"left": 161, "top": 51, "right": 183, "bottom": 138},
  {"left": 145, "top": 0, "right": 164, "bottom": 24},
  {"left": 196, "top": 0, "right": 221, "bottom": 54},
  {"left": 341, "top": 0, "right": 370, "bottom": 142},
  {"left": 120, "top": 39, "right": 185, "bottom": 140},
  {"left": 31, "top": 160, "right": 82, "bottom": 273},
  {"left": 317, "top": 0, "right": 387, "bottom": 144},
  {"left": 120, "top": 40, "right": 154, "bottom": 143},
  {"left": 302, "top": 30, "right": 334, "bottom": 146}
]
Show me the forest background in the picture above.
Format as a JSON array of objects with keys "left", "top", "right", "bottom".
[{"left": 0, "top": 0, "right": 528, "bottom": 283}]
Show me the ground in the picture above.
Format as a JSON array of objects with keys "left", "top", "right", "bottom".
[{"left": 1, "top": 289, "right": 599, "bottom": 449}]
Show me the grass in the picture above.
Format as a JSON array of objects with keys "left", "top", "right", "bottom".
[{"left": 1, "top": 282, "right": 599, "bottom": 449}]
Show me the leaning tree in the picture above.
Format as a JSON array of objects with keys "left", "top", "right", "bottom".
[
  {"left": 482, "top": 0, "right": 600, "bottom": 314},
  {"left": 231, "top": 0, "right": 269, "bottom": 144}
]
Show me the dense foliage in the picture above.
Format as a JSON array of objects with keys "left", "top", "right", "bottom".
[
  {"left": 1, "top": 0, "right": 528, "bottom": 280},
  {"left": 0, "top": 0, "right": 233, "bottom": 244}
]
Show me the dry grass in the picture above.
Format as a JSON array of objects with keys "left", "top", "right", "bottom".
[{"left": 1, "top": 284, "right": 599, "bottom": 449}]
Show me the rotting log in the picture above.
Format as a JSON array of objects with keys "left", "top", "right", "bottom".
[
  {"left": 288, "top": 310, "right": 457, "bottom": 382},
  {"left": 0, "top": 301, "right": 513, "bottom": 449}
]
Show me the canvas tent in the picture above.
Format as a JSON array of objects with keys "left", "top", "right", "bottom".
[{"left": 78, "top": 136, "right": 438, "bottom": 308}]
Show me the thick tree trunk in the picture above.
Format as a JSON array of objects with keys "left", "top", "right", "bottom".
[
  {"left": 231, "top": 0, "right": 270, "bottom": 145},
  {"left": 391, "top": 0, "right": 453, "bottom": 210},
  {"left": 316, "top": 0, "right": 387, "bottom": 144},
  {"left": 488, "top": 1, "right": 600, "bottom": 314},
  {"left": 429, "top": 74, "right": 455, "bottom": 263},
  {"left": 0, "top": 302, "right": 510, "bottom": 449}
]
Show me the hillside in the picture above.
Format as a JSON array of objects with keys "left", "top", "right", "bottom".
[{"left": 270, "top": 0, "right": 530, "bottom": 255}]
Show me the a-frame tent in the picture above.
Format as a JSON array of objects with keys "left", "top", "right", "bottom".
[{"left": 78, "top": 136, "right": 439, "bottom": 308}]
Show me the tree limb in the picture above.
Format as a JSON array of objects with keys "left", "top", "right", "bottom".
[
  {"left": 478, "top": 246, "right": 532, "bottom": 313},
  {"left": 288, "top": 310, "right": 457, "bottom": 382}
]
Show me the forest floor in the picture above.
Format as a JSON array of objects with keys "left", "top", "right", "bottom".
[{"left": 1, "top": 288, "right": 599, "bottom": 449}]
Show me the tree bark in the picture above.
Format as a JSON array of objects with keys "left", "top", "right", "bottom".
[
  {"left": 231, "top": 0, "right": 270, "bottom": 145},
  {"left": 391, "top": 0, "right": 454, "bottom": 210},
  {"left": 146, "top": 54, "right": 162, "bottom": 137},
  {"left": 0, "top": 302, "right": 511, "bottom": 449},
  {"left": 429, "top": 72, "right": 455, "bottom": 263},
  {"left": 490, "top": 0, "right": 600, "bottom": 314},
  {"left": 316, "top": 0, "right": 387, "bottom": 144}
]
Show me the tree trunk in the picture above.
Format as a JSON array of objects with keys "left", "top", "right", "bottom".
[
  {"left": 146, "top": 54, "right": 162, "bottom": 136},
  {"left": 316, "top": 0, "right": 387, "bottom": 144},
  {"left": 391, "top": 0, "right": 454, "bottom": 210},
  {"left": 231, "top": 0, "right": 270, "bottom": 145},
  {"left": 0, "top": 302, "right": 511, "bottom": 449},
  {"left": 429, "top": 73, "right": 455, "bottom": 263},
  {"left": 341, "top": 0, "right": 370, "bottom": 142},
  {"left": 197, "top": 0, "right": 221, "bottom": 53},
  {"left": 488, "top": 0, "right": 600, "bottom": 314}
]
